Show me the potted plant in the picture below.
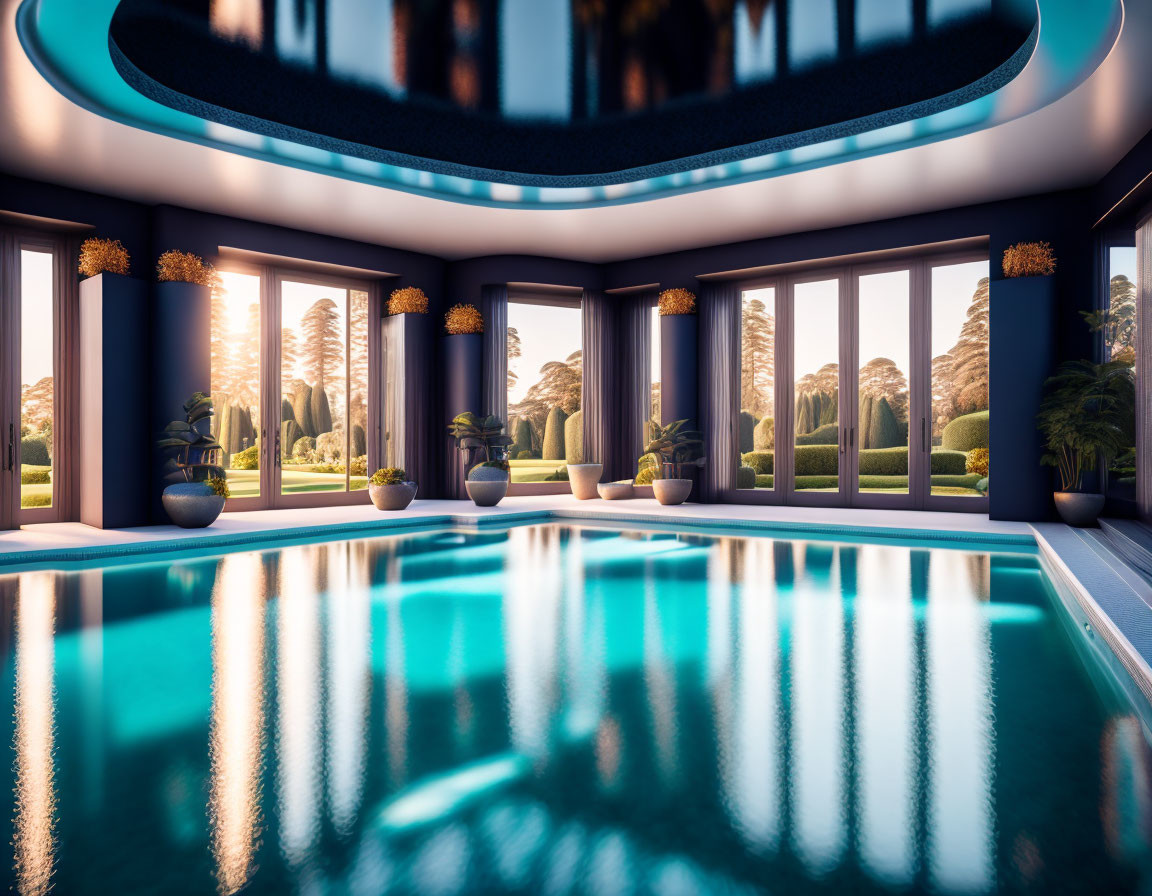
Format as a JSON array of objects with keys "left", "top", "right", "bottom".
[
  {"left": 79, "top": 237, "right": 131, "bottom": 278},
  {"left": 447, "top": 412, "right": 513, "bottom": 506},
  {"left": 641, "top": 418, "right": 704, "bottom": 506},
  {"left": 1037, "top": 360, "right": 1135, "bottom": 526},
  {"left": 368, "top": 467, "right": 418, "bottom": 510},
  {"left": 156, "top": 392, "right": 229, "bottom": 527}
]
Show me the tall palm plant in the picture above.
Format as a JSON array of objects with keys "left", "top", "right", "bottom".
[{"left": 1037, "top": 360, "right": 1135, "bottom": 492}]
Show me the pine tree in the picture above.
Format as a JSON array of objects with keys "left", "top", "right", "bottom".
[
  {"left": 948, "top": 277, "right": 989, "bottom": 414},
  {"left": 301, "top": 297, "right": 344, "bottom": 393},
  {"left": 507, "top": 326, "right": 522, "bottom": 392},
  {"left": 741, "top": 298, "right": 775, "bottom": 418}
]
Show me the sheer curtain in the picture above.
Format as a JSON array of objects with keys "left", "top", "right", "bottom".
[
  {"left": 698, "top": 281, "right": 740, "bottom": 502},
  {"left": 618, "top": 292, "right": 654, "bottom": 480},
  {"left": 582, "top": 289, "right": 616, "bottom": 475},
  {"left": 480, "top": 284, "right": 508, "bottom": 424}
]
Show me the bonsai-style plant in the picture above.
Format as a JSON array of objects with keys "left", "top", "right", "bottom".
[
  {"left": 445, "top": 303, "right": 484, "bottom": 334},
  {"left": 157, "top": 393, "right": 229, "bottom": 527},
  {"left": 78, "top": 237, "right": 130, "bottom": 278},
  {"left": 157, "top": 250, "right": 219, "bottom": 286},
  {"left": 157, "top": 392, "right": 227, "bottom": 484},
  {"left": 1037, "top": 360, "right": 1134, "bottom": 525},
  {"left": 1003, "top": 241, "right": 1056, "bottom": 278},
  {"left": 388, "top": 287, "right": 429, "bottom": 315},
  {"left": 658, "top": 288, "right": 697, "bottom": 315}
]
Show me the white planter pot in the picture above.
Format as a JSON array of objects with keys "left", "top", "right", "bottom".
[
  {"left": 652, "top": 478, "right": 692, "bottom": 506},
  {"left": 369, "top": 482, "right": 417, "bottom": 511},
  {"left": 567, "top": 463, "right": 603, "bottom": 500},
  {"left": 597, "top": 481, "right": 634, "bottom": 500},
  {"left": 1053, "top": 491, "right": 1104, "bottom": 527}
]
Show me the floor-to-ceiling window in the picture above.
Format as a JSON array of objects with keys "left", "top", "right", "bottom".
[
  {"left": 1105, "top": 246, "right": 1137, "bottom": 502},
  {"left": 211, "top": 270, "right": 262, "bottom": 499},
  {"left": 793, "top": 278, "right": 840, "bottom": 493},
  {"left": 19, "top": 247, "right": 55, "bottom": 511},
  {"left": 506, "top": 298, "right": 583, "bottom": 483},
  {"left": 857, "top": 270, "right": 911, "bottom": 495},
  {"left": 739, "top": 286, "right": 775, "bottom": 490}
]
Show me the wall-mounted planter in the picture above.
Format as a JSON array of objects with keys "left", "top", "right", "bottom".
[
  {"left": 989, "top": 274, "right": 1055, "bottom": 521},
  {"left": 444, "top": 332, "right": 484, "bottom": 499},
  {"left": 80, "top": 272, "right": 149, "bottom": 528}
]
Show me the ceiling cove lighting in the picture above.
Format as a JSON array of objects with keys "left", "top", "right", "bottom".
[{"left": 16, "top": 0, "right": 1123, "bottom": 209}]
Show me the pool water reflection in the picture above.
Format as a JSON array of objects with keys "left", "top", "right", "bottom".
[{"left": 1, "top": 524, "right": 1150, "bottom": 895}]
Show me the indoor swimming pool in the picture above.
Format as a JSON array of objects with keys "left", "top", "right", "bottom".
[{"left": 1, "top": 522, "right": 1149, "bottom": 895}]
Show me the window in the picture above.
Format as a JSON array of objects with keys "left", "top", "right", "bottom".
[
  {"left": 650, "top": 301, "right": 661, "bottom": 428},
  {"left": 506, "top": 299, "right": 582, "bottom": 483},
  {"left": 212, "top": 271, "right": 262, "bottom": 498},
  {"left": 1105, "top": 246, "right": 1137, "bottom": 500},
  {"left": 739, "top": 287, "right": 775, "bottom": 490},
  {"left": 857, "top": 270, "right": 910, "bottom": 495},
  {"left": 280, "top": 280, "right": 369, "bottom": 495},
  {"left": 930, "top": 261, "right": 989, "bottom": 497},
  {"left": 20, "top": 248, "right": 54, "bottom": 510},
  {"left": 793, "top": 279, "right": 840, "bottom": 492}
]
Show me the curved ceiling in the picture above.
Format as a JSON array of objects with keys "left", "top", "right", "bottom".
[
  {"left": 105, "top": 0, "right": 1034, "bottom": 187},
  {"left": 14, "top": 0, "right": 1123, "bottom": 208},
  {"left": 1, "top": 0, "right": 1150, "bottom": 262}
]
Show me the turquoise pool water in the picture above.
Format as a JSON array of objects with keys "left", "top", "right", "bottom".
[{"left": 1, "top": 523, "right": 1150, "bottom": 895}]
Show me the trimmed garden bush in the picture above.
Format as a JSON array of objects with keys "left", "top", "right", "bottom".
[
  {"left": 736, "top": 464, "right": 756, "bottom": 489},
  {"left": 20, "top": 436, "right": 50, "bottom": 467},
  {"left": 232, "top": 444, "right": 259, "bottom": 470},
  {"left": 20, "top": 469, "right": 50, "bottom": 485},
  {"left": 310, "top": 387, "right": 333, "bottom": 436},
  {"left": 739, "top": 411, "right": 757, "bottom": 454},
  {"left": 753, "top": 416, "right": 774, "bottom": 450},
  {"left": 795, "top": 445, "right": 839, "bottom": 475},
  {"left": 513, "top": 418, "right": 534, "bottom": 456},
  {"left": 742, "top": 451, "right": 774, "bottom": 475},
  {"left": 352, "top": 424, "right": 366, "bottom": 458},
  {"left": 565, "top": 410, "right": 584, "bottom": 463},
  {"left": 281, "top": 420, "right": 303, "bottom": 457},
  {"left": 931, "top": 449, "right": 968, "bottom": 475},
  {"left": 942, "top": 410, "right": 989, "bottom": 451},
  {"left": 292, "top": 436, "right": 316, "bottom": 459},
  {"left": 542, "top": 407, "right": 567, "bottom": 460},
  {"left": 866, "top": 397, "right": 902, "bottom": 449},
  {"left": 796, "top": 422, "right": 838, "bottom": 445}
]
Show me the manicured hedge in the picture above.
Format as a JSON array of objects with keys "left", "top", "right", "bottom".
[
  {"left": 739, "top": 411, "right": 757, "bottom": 454},
  {"left": 930, "top": 450, "right": 968, "bottom": 475},
  {"left": 788, "top": 445, "right": 968, "bottom": 476},
  {"left": 741, "top": 451, "right": 774, "bottom": 474},
  {"left": 796, "top": 422, "right": 838, "bottom": 446},
  {"left": 20, "top": 468, "right": 50, "bottom": 485},
  {"left": 751, "top": 473, "right": 982, "bottom": 492},
  {"left": 542, "top": 407, "right": 567, "bottom": 459},
  {"left": 20, "top": 436, "right": 50, "bottom": 467},
  {"left": 736, "top": 464, "right": 756, "bottom": 489},
  {"left": 565, "top": 410, "right": 584, "bottom": 463},
  {"left": 942, "top": 410, "right": 989, "bottom": 452},
  {"left": 795, "top": 445, "right": 839, "bottom": 475},
  {"left": 753, "top": 416, "right": 774, "bottom": 450}
]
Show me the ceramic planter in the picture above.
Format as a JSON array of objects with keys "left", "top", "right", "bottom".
[
  {"left": 568, "top": 463, "right": 603, "bottom": 500},
  {"left": 466, "top": 478, "right": 508, "bottom": 507},
  {"left": 162, "top": 482, "right": 225, "bottom": 528},
  {"left": 597, "top": 481, "right": 634, "bottom": 500},
  {"left": 652, "top": 478, "right": 692, "bottom": 506},
  {"left": 1053, "top": 491, "right": 1104, "bottom": 527},
  {"left": 369, "top": 482, "right": 417, "bottom": 511}
]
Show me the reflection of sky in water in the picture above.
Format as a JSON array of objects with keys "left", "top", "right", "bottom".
[{"left": 2, "top": 525, "right": 1149, "bottom": 895}]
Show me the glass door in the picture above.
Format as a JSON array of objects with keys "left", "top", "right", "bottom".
[{"left": 787, "top": 275, "right": 846, "bottom": 505}]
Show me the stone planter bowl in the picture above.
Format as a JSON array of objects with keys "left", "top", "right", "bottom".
[
  {"left": 162, "top": 482, "right": 225, "bottom": 528},
  {"left": 466, "top": 478, "right": 508, "bottom": 507},
  {"left": 652, "top": 478, "right": 692, "bottom": 506},
  {"left": 370, "top": 482, "right": 417, "bottom": 511},
  {"left": 597, "top": 481, "right": 634, "bottom": 500},
  {"left": 568, "top": 463, "right": 603, "bottom": 500},
  {"left": 1054, "top": 491, "right": 1105, "bottom": 527}
]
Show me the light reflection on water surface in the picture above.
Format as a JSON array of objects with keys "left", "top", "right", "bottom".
[{"left": 2, "top": 524, "right": 1150, "bottom": 895}]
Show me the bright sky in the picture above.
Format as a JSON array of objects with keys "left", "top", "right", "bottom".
[
  {"left": 507, "top": 301, "right": 582, "bottom": 405},
  {"left": 1112, "top": 246, "right": 1137, "bottom": 280},
  {"left": 21, "top": 249, "right": 54, "bottom": 386}
]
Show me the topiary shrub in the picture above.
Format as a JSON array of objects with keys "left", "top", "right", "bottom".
[
  {"left": 564, "top": 410, "right": 584, "bottom": 463},
  {"left": 316, "top": 430, "right": 344, "bottom": 463},
  {"left": 281, "top": 398, "right": 296, "bottom": 425},
  {"left": 867, "top": 397, "right": 902, "bottom": 449},
  {"left": 741, "top": 451, "right": 774, "bottom": 475},
  {"left": 753, "top": 416, "right": 774, "bottom": 450},
  {"left": 942, "top": 410, "right": 989, "bottom": 452},
  {"left": 859, "top": 395, "right": 874, "bottom": 448},
  {"left": 352, "top": 424, "right": 366, "bottom": 458},
  {"left": 794, "top": 445, "right": 839, "bottom": 476},
  {"left": 796, "top": 422, "right": 838, "bottom": 446},
  {"left": 20, "top": 436, "right": 50, "bottom": 467},
  {"left": 542, "top": 407, "right": 568, "bottom": 460},
  {"left": 859, "top": 447, "right": 907, "bottom": 476},
  {"left": 311, "top": 387, "right": 333, "bottom": 436},
  {"left": 513, "top": 418, "right": 534, "bottom": 456},
  {"left": 966, "top": 447, "right": 989, "bottom": 477},
  {"left": 231, "top": 444, "right": 259, "bottom": 470},
  {"left": 931, "top": 449, "right": 968, "bottom": 475},
  {"left": 736, "top": 464, "right": 756, "bottom": 489},
  {"left": 281, "top": 420, "right": 303, "bottom": 457},
  {"left": 292, "top": 436, "right": 316, "bottom": 459},
  {"left": 739, "top": 411, "right": 757, "bottom": 454},
  {"left": 292, "top": 384, "right": 315, "bottom": 438}
]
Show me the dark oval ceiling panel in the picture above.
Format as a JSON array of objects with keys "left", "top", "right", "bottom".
[{"left": 108, "top": 0, "right": 1035, "bottom": 187}]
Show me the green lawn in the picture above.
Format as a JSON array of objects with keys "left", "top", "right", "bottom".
[
  {"left": 224, "top": 468, "right": 367, "bottom": 499},
  {"left": 20, "top": 464, "right": 52, "bottom": 508},
  {"left": 508, "top": 458, "right": 566, "bottom": 483},
  {"left": 750, "top": 473, "right": 983, "bottom": 496}
]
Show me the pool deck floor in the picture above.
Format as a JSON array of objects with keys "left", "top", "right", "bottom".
[{"left": 3, "top": 496, "right": 1152, "bottom": 706}]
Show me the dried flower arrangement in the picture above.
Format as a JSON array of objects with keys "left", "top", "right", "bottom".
[
  {"left": 445, "top": 303, "right": 485, "bottom": 335},
  {"left": 1002, "top": 241, "right": 1056, "bottom": 278},
  {"left": 370, "top": 467, "right": 407, "bottom": 486},
  {"left": 389, "top": 286, "right": 429, "bottom": 315},
  {"left": 658, "top": 288, "right": 697, "bottom": 316},
  {"left": 78, "top": 237, "right": 130, "bottom": 278},
  {"left": 156, "top": 250, "right": 220, "bottom": 287}
]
